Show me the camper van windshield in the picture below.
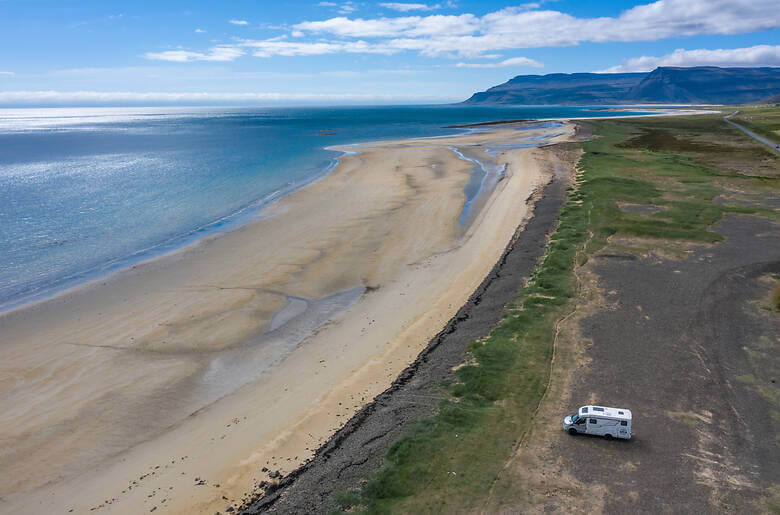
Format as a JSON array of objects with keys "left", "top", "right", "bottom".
[{"left": 571, "top": 414, "right": 580, "bottom": 423}]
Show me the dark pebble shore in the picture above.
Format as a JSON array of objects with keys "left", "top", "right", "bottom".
[{"left": 238, "top": 142, "right": 575, "bottom": 514}]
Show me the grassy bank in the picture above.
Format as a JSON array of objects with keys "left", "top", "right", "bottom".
[
  {"left": 335, "top": 112, "right": 778, "bottom": 513},
  {"left": 731, "top": 107, "right": 780, "bottom": 145}
]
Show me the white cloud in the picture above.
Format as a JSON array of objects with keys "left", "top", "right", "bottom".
[
  {"left": 318, "top": 1, "right": 358, "bottom": 14},
  {"left": 144, "top": 0, "right": 780, "bottom": 61},
  {"left": 144, "top": 46, "right": 245, "bottom": 62},
  {"left": 0, "top": 90, "right": 456, "bottom": 106},
  {"left": 37, "top": 65, "right": 427, "bottom": 81},
  {"left": 240, "top": 38, "right": 396, "bottom": 57},
  {"left": 292, "top": 0, "right": 780, "bottom": 58},
  {"left": 295, "top": 14, "right": 478, "bottom": 38},
  {"left": 0, "top": 71, "right": 15, "bottom": 76},
  {"left": 456, "top": 57, "right": 543, "bottom": 68},
  {"left": 380, "top": 3, "right": 440, "bottom": 12},
  {"left": 600, "top": 45, "right": 780, "bottom": 72},
  {"left": 144, "top": 38, "right": 398, "bottom": 62},
  {"left": 229, "top": 19, "right": 249, "bottom": 26},
  {"left": 194, "top": 28, "right": 206, "bottom": 33}
]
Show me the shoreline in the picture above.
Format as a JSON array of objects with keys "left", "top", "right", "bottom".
[
  {"left": 446, "top": 107, "right": 719, "bottom": 129},
  {"left": 0, "top": 121, "right": 572, "bottom": 514},
  {"left": 242, "top": 136, "right": 582, "bottom": 513},
  {"left": 0, "top": 153, "right": 345, "bottom": 316},
  {"left": 0, "top": 108, "right": 703, "bottom": 317}
]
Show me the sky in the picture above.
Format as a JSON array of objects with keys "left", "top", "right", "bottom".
[{"left": 0, "top": 0, "right": 779, "bottom": 106}]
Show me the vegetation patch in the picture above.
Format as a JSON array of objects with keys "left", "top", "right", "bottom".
[
  {"left": 773, "top": 278, "right": 780, "bottom": 312},
  {"left": 667, "top": 410, "right": 707, "bottom": 428},
  {"left": 618, "top": 202, "right": 667, "bottom": 215},
  {"left": 335, "top": 113, "right": 778, "bottom": 513},
  {"left": 618, "top": 127, "right": 719, "bottom": 153},
  {"left": 732, "top": 107, "right": 780, "bottom": 145}
]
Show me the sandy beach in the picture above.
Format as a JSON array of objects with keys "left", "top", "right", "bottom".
[{"left": 0, "top": 121, "right": 573, "bottom": 514}]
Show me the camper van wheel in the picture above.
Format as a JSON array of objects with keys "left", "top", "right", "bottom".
[
  {"left": 568, "top": 428, "right": 577, "bottom": 436},
  {"left": 604, "top": 433, "right": 613, "bottom": 440}
]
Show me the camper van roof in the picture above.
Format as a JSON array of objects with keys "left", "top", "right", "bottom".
[{"left": 579, "top": 405, "right": 632, "bottom": 420}]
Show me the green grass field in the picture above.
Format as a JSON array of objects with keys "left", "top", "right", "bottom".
[
  {"left": 731, "top": 107, "right": 780, "bottom": 145},
  {"left": 334, "top": 111, "right": 779, "bottom": 514}
]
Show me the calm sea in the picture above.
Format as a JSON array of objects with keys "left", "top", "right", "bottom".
[{"left": 0, "top": 105, "right": 638, "bottom": 310}]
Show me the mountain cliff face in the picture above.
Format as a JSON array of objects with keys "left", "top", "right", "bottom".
[
  {"left": 464, "top": 72, "right": 645, "bottom": 105},
  {"left": 463, "top": 66, "right": 780, "bottom": 105},
  {"left": 628, "top": 67, "right": 780, "bottom": 104}
]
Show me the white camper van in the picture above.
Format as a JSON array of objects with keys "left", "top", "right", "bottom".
[{"left": 562, "top": 405, "right": 632, "bottom": 440}]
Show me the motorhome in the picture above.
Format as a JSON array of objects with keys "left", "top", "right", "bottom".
[{"left": 562, "top": 405, "right": 632, "bottom": 440}]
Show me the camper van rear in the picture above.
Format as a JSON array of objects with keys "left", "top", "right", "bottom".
[{"left": 562, "top": 405, "right": 632, "bottom": 440}]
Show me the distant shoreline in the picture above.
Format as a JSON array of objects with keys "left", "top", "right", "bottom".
[
  {"left": 445, "top": 107, "right": 717, "bottom": 128},
  {"left": 444, "top": 118, "right": 533, "bottom": 128}
]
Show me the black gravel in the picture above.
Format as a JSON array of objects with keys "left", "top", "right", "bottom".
[
  {"left": 560, "top": 213, "right": 780, "bottom": 512},
  {"left": 239, "top": 155, "right": 573, "bottom": 514}
]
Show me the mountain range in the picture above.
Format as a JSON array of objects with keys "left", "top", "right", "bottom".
[{"left": 463, "top": 66, "right": 780, "bottom": 105}]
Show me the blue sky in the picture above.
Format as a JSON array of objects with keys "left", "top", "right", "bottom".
[{"left": 0, "top": 0, "right": 778, "bottom": 106}]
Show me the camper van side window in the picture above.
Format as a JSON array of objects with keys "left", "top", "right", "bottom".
[
  {"left": 620, "top": 421, "right": 627, "bottom": 426},
  {"left": 589, "top": 419, "right": 597, "bottom": 424}
]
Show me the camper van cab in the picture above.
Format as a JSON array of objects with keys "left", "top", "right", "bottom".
[{"left": 562, "top": 405, "right": 632, "bottom": 440}]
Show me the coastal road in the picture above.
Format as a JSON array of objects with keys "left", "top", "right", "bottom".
[{"left": 724, "top": 111, "right": 780, "bottom": 153}]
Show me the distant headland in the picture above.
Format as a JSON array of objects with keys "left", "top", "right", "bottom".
[{"left": 463, "top": 66, "right": 780, "bottom": 105}]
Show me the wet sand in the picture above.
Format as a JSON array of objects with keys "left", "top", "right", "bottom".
[
  {"left": 243, "top": 141, "right": 583, "bottom": 513},
  {"left": 0, "top": 122, "right": 572, "bottom": 514}
]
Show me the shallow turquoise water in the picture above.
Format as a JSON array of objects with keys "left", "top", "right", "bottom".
[{"left": 0, "top": 105, "right": 640, "bottom": 310}]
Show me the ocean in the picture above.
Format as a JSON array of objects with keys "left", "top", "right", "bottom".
[{"left": 0, "top": 105, "right": 640, "bottom": 311}]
